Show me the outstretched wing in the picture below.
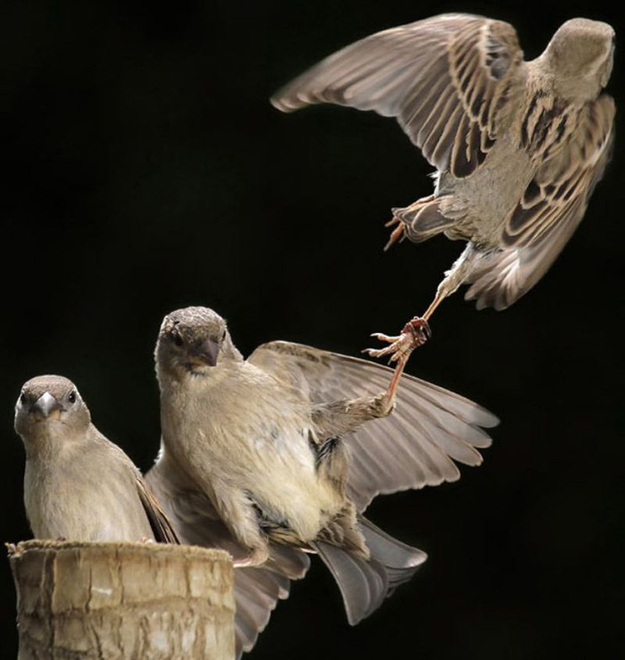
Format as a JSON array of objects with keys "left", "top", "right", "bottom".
[
  {"left": 465, "top": 95, "right": 615, "bottom": 310},
  {"left": 145, "top": 460, "right": 310, "bottom": 658},
  {"left": 271, "top": 13, "right": 525, "bottom": 178},
  {"left": 248, "top": 341, "right": 498, "bottom": 512}
]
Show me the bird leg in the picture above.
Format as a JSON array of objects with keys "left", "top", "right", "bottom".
[
  {"left": 384, "top": 195, "right": 440, "bottom": 250},
  {"left": 422, "top": 291, "right": 445, "bottom": 322},
  {"left": 210, "top": 479, "right": 271, "bottom": 568},
  {"left": 313, "top": 390, "right": 396, "bottom": 438},
  {"left": 422, "top": 242, "right": 478, "bottom": 322}
]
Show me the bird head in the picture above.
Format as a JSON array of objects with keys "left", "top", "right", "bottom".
[
  {"left": 544, "top": 18, "right": 615, "bottom": 99},
  {"left": 15, "top": 375, "right": 91, "bottom": 447},
  {"left": 155, "top": 306, "right": 242, "bottom": 379}
]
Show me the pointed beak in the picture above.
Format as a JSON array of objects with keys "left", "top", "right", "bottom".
[
  {"left": 189, "top": 338, "right": 221, "bottom": 367},
  {"left": 32, "top": 392, "right": 62, "bottom": 420}
]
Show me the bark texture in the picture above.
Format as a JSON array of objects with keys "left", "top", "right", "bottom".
[{"left": 8, "top": 540, "right": 234, "bottom": 660}]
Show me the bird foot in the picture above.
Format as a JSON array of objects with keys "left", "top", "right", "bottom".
[
  {"left": 384, "top": 216, "right": 405, "bottom": 251},
  {"left": 233, "top": 545, "right": 270, "bottom": 568},
  {"left": 363, "top": 317, "right": 431, "bottom": 364}
]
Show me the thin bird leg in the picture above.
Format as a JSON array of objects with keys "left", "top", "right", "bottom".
[
  {"left": 313, "top": 387, "right": 397, "bottom": 437},
  {"left": 386, "top": 352, "right": 409, "bottom": 403},
  {"left": 421, "top": 290, "right": 445, "bottom": 322}
]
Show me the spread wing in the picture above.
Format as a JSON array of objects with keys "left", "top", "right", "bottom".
[
  {"left": 146, "top": 460, "right": 310, "bottom": 658},
  {"left": 271, "top": 13, "right": 525, "bottom": 177},
  {"left": 465, "top": 95, "right": 615, "bottom": 310},
  {"left": 248, "top": 341, "right": 498, "bottom": 512}
]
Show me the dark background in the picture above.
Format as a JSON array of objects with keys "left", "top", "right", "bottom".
[{"left": 1, "top": 1, "right": 623, "bottom": 658}]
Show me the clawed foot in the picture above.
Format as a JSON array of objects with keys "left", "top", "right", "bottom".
[
  {"left": 363, "top": 317, "right": 431, "bottom": 364},
  {"left": 233, "top": 544, "right": 270, "bottom": 568},
  {"left": 384, "top": 216, "right": 405, "bottom": 251}
]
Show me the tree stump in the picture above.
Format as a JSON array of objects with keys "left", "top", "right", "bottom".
[{"left": 7, "top": 540, "right": 235, "bottom": 660}]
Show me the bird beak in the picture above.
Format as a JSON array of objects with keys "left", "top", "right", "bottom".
[
  {"left": 189, "top": 338, "right": 221, "bottom": 367},
  {"left": 32, "top": 392, "right": 62, "bottom": 420}
]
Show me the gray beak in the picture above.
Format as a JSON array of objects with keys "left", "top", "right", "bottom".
[
  {"left": 32, "top": 392, "right": 62, "bottom": 419},
  {"left": 190, "top": 338, "right": 221, "bottom": 367}
]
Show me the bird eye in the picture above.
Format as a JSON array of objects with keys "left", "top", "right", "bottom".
[
  {"left": 68, "top": 391, "right": 77, "bottom": 404},
  {"left": 19, "top": 392, "right": 27, "bottom": 405},
  {"left": 221, "top": 329, "right": 226, "bottom": 342},
  {"left": 171, "top": 332, "right": 183, "bottom": 347}
]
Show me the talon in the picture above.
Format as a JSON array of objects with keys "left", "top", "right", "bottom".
[
  {"left": 363, "top": 316, "right": 431, "bottom": 368},
  {"left": 370, "top": 332, "right": 401, "bottom": 343},
  {"left": 384, "top": 217, "right": 405, "bottom": 251}
]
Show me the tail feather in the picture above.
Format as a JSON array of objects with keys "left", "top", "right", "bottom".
[
  {"left": 358, "top": 516, "right": 427, "bottom": 570},
  {"left": 312, "top": 540, "right": 388, "bottom": 625},
  {"left": 313, "top": 516, "right": 426, "bottom": 625}
]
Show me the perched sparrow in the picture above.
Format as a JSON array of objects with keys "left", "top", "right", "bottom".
[
  {"left": 151, "top": 305, "right": 498, "bottom": 650},
  {"left": 15, "top": 375, "right": 178, "bottom": 544},
  {"left": 272, "top": 14, "right": 615, "bottom": 369},
  {"left": 147, "top": 454, "right": 311, "bottom": 658}
]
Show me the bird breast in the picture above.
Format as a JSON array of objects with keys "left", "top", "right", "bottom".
[
  {"left": 439, "top": 133, "right": 536, "bottom": 245},
  {"left": 24, "top": 448, "right": 153, "bottom": 542},
  {"left": 161, "top": 371, "right": 344, "bottom": 541}
]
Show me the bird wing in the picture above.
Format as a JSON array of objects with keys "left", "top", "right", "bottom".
[
  {"left": 248, "top": 341, "right": 498, "bottom": 512},
  {"left": 135, "top": 475, "right": 181, "bottom": 544},
  {"left": 464, "top": 95, "right": 615, "bottom": 310},
  {"left": 145, "top": 462, "right": 310, "bottom": 658},
  {"left": 271, "top": 13, "right": 524, "bottom": 178}
]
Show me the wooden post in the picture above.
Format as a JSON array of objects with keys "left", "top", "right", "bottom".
[{"left": 7, "top": 540, "right": 235, "bottom": 660}]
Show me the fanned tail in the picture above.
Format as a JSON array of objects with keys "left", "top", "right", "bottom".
[{"left": 313, "top": 515, "right": 426, "bottom": 625}]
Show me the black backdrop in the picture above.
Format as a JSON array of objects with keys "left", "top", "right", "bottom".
[{"left": 1, "top": 1, "right": 623, "bottom": 658}]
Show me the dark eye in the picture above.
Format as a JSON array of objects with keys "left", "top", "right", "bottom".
[
  {"left": 221, "top": 329, "right": 226, "bottom": 342},
  {"left": 171, "top": 332, "right": 183, "bottom": 347},
  {"left": 19, "top": 392, "right": 27, "bottom": 405},
  {"left": 68, "top": 391, "right": 77, "bottom": 404}
]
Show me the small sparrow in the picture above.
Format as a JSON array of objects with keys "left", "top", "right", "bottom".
[
  {"left": 147, "top": 453, "right": 311, "bottom": 658},
  {"left": 15, "top": 375, "right": 178, "bottom": 544},
  {"left": 152, "top": 305, "right": 498, "bottom": 639},
  {"left": 271, "top": 14, "right": 615, "bottom": 373}
]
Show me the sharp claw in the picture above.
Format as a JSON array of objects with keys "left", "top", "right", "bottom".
[
  {"left": 384, "top": 218, "right": 405, "bottom": 252},
  {"left": 364, "top": 316, "right": 432, "bottom": 366},
  {"left": 370, "top": 332, "right": 401, "bottom": 343}
]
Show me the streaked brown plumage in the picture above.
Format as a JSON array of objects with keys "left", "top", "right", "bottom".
[
  {"left": 149, "top": 305, "right": 498, "bottom": 656},
  {"left": 272, "top": 14, "right": 615, "bottom": 370},
  {"left": 15, "top": 375, "right": 178, "bottom": 544}
]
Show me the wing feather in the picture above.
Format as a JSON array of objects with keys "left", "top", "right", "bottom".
[
  {"left": 248, "top": 341, "right": 498, "bottom": 512},
  {"left": 135, "top": 475, "right": 180, "bottom": 544},
  {"left": 272, "top": 13, "right": 524, "bottom": 177}
]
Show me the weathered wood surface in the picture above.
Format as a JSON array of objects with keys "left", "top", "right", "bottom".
[{"left": 8, "top": 540, "right": 234, "bottom": 660}]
